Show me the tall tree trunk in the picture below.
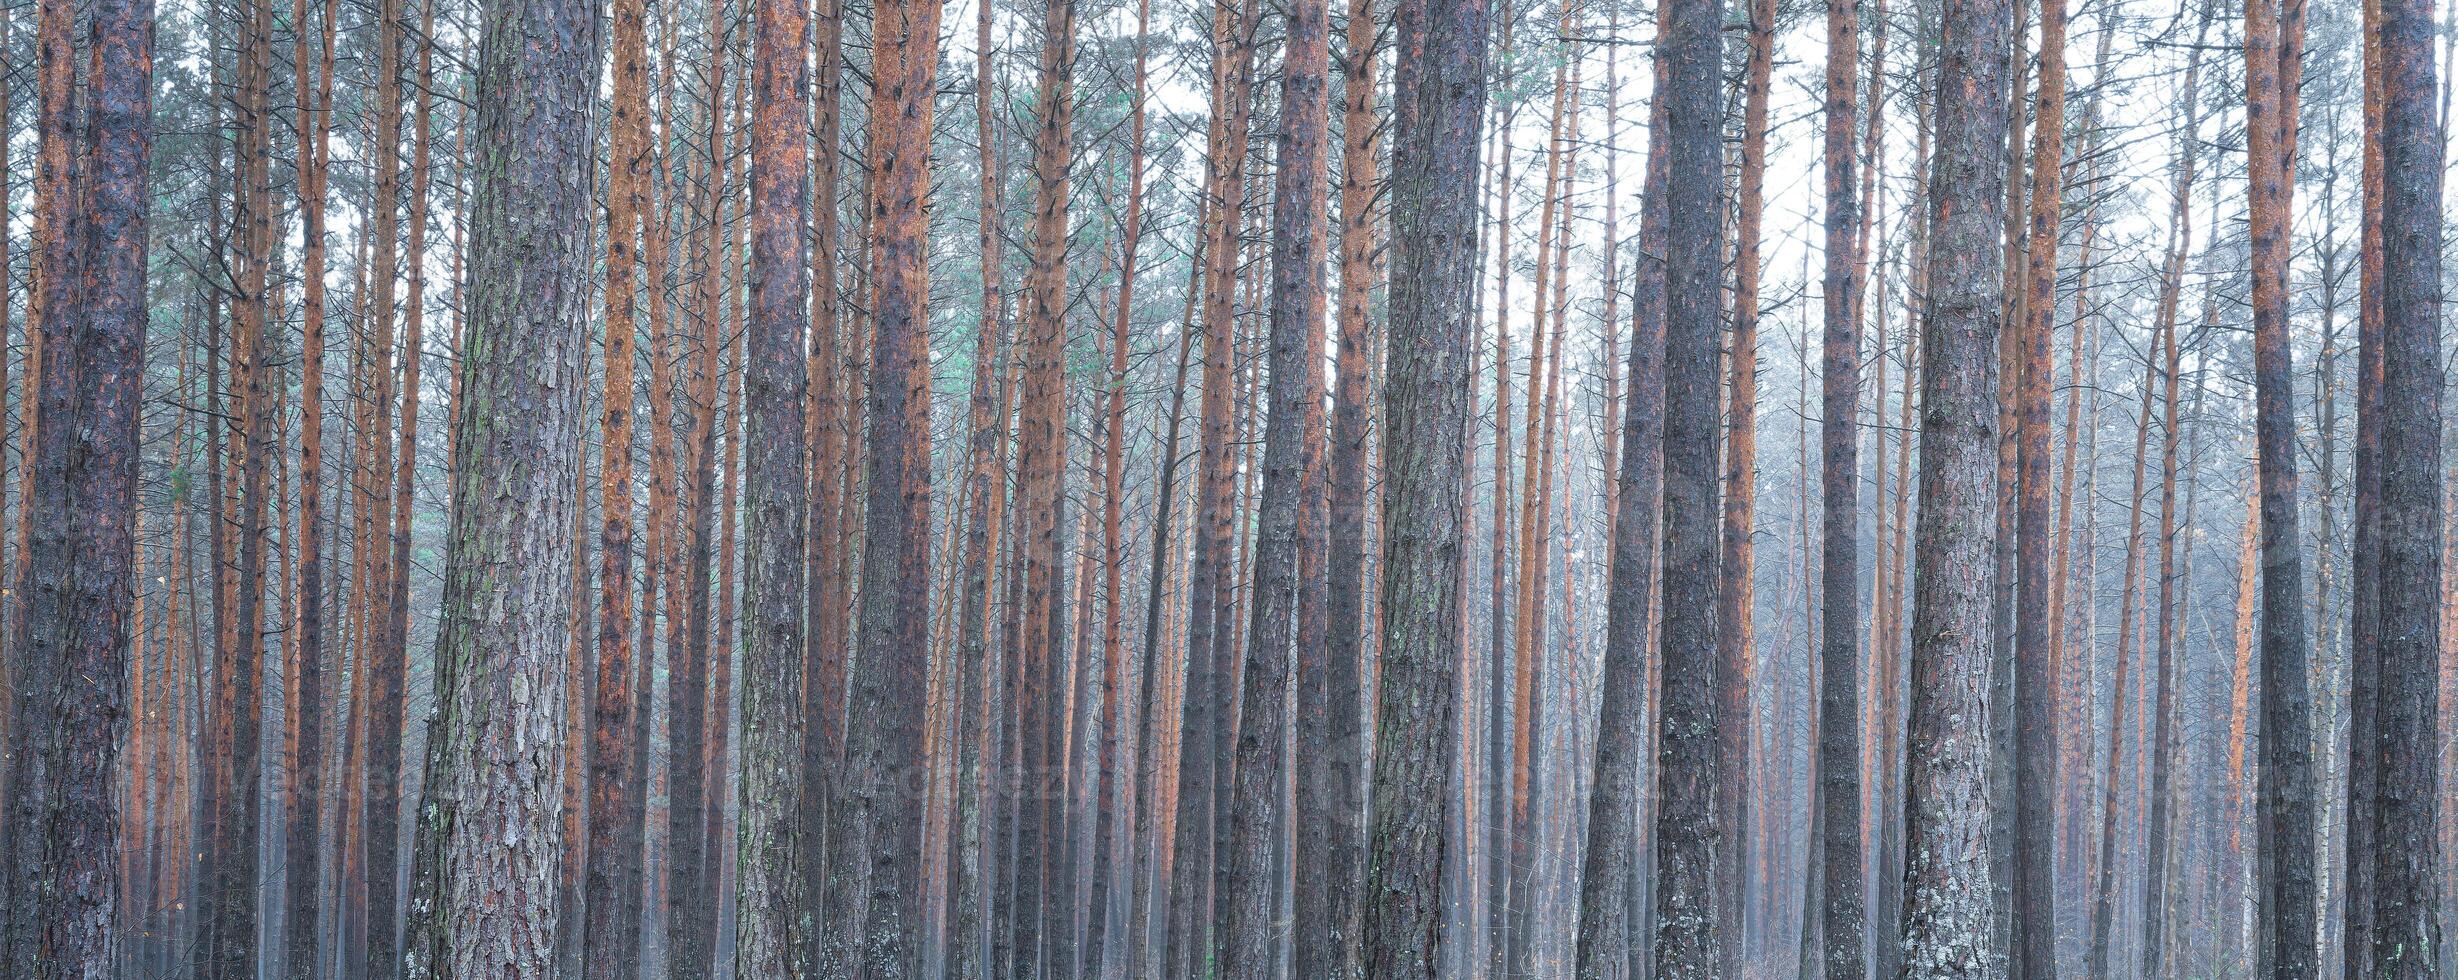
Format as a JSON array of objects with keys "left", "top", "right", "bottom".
[
  {"left": 385, "top": 10, "right": 440, "bottom": 970},
  {"left": 1086, "top": 1, "right": 1153, "bottom": 969},
  {"left": 203, "top": 0, "right": 275, "bottom": 969},
  {"left": 1815, "top": 0, "right": 1866, "bottom": 969},
  {"left": 1874, "top": 53, "right": 1927, "bottom": 976},
  {"left": 1718, "top": 0, "right": 1772, "bottom": 963},
  {"left": 1504, "top": 33, "right": 1575, "bottom": 977},
  {"left": 0, "top": 0, "right": 152, "bottom": 965},
  {"left": 823, "top": 0, "right": 943, "bottom": 964},
  {"left": 2047, "top": 21, "right": 2109, "bottom": 912},
  {"left": 1358, "top": 0, "right": 1489, "bottom": 964},
  {"left": 1988, "top": 0, "right": 2029, "bottom": 943},
  {"left": 1593, "top": 14, "right": 1628, "bottom": 585},
  {"left": 1576, "top": 42, "right": 1669, "bottom": 978},
  {"left": 332, "top": 232, "right": 374, "bottom": 980},
  {"left": 801, "top": 0, "right": 846, "bottom": 933},
  {"left": 1173, "top": 0, "right": 1261, "bottom": 968},
  {"left": 361, "top": 0, "right": 413, "bottom": 964},
  {"left": 1653, "top": 0, "right": 1728, "bottom": 964},
  {"left": 1220, "top": 0, "right": 1330, "bottom": 967},
  {"left": 1485, "top": 93, "right": 1517, "bottom": 980},
  {"left": 733, "top": 0, "right": 813, "bottom": 964},
  {"left": 2244, "top": 0, "right": 2318, "bottom": 968},
  {"left": 1898, "top": 0, "right": 2012, "bottom": 971},
  {"left": 2362, "top": 0, "right": 2445, "bottom": 970},
  {"left": 285, "top": 0, "right": 338, "bottom": 971},
  {"left": 1015, "top": 0, "right": 1076, "bottom": 968},
  {"left": 395, "top": 0, "right": 602, "bottom": 963},
  {"left": 1309, "top": 0, "right": 1380, "bottom": 968},
  {"left": 706, "top": 100, "right": 748, "bottom": 953},
  {"left": 2141, "top": 9, "right": 2214, "bottom": 953},
  {"left": 2226, "top": 489, "right": 2261, "bottom": 961},
  {"left": 583, "top": 0, "right": 652, "bottom": 965},
  {"left": 1129, "top": 235, "right": 1205, "bottom": 980},
  {"left": 2086, "top": 282, "right": 2164, "bottom": 980},
  {"left": 2343, "top": 0, "right": 2383, "bottom": 969},
  {"left": 556, "top": 444, "right": 593, "bottom": 979},
  {"left": 18, "top": 0, "right": 73, "bottom": 665},
  {"left": 945, "top": 1, "right": 1009, "bottom": 973},
  {"left": 1482, "top": 7, "right": 1522, "bottom": 955},
  {"left": 0, "top": 4, "right": 14, "bottom": 810},
  {"left": 668, "top": 12, "right": 732, "bottom": 971},
  {"left": 630, "top": 31, "right": 684, "bottom": 975},
  {"left": 2010, "top": 0, "right": 2065, "bottom": 972}
]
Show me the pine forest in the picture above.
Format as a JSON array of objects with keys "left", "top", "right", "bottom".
[{"left": 0, "top": 0, "right": 2448, "bottom": 972}]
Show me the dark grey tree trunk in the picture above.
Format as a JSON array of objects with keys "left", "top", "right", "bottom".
[
  {"left": 2244, "top": 0, "right": 2317, "bottom": 972},
  {"left": 1652, "top": 0, "right": 1727, "bottom": 967},
  {"left": 1308, "top": 0, "right": 1377, "bottom": 969},
  {"left": 1012, "top": 0, "right": 1076, "bottom": 968},
  {"left": 2361, "top": 0, "right": 2444, "bottom": 972},
  {"left": 1222, "top": 0, "right": 1330, "bottom": 970},
  {"left": 1898, "top": 0, "right": 2012, "bottom": 971},
  {"left": 1357, "top": 0, "right": 1489, "bottom": 965},
  {"left": 396, "top": 0, "right": 602, "bottom": 964},
  {"left": 0, "top": 0, "right": 152, "bottom": 968},
  {"left": 1575, "top": 78, "right": 1668, "bottom": 980},
  {"left": 1815, "top": 0, "right": 1867, "bottom": 971},
  {"left": 665, "top": 12, "right": 728, "bottom": 969},
  {"left": 2341, "top": 15, "right": 2380, "bottom": 965},
  {"left": 1171, "top": 1, "right": 1262, "bottom": 970},
  {"left": 733, "top": 0, "right": 813, "bottom": 965},
  {"left": 1128, "top": 294, "right": 1198, "bottom": 980},
  {"left": 821, "top": 0, "right": 942, "bottom": 969},
  {"left": 2008, "top": 0, "right": 2066, "bottom": 973},
  {"left": 205, "top": 0, "right": 276, "bottom": 969}
]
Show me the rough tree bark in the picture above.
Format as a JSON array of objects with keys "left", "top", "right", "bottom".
[
  {"left": 203, "top": 0, "right": 275, "bottom": 969},
  {"left": 822, "top": 0, "right": 943, "bottom": 965},
  {"left": 1898, "top": 0, "right": 2012, "bottom": 972},
  {"left": 2343, "top": 1, "right": 2384, "bottom": 970},
  {"left": 1172, "top": 0, "right": 1261, "bottom": 967},
  {"left": 395, "top": 0, "right": 602, "bottom": 965},
  {"left": 1014, "top": 0, "right": 1075, "bottom": 968},
  {"left": 733, "top": 0, "right": 814, "bottom": 965},
  {"left": 627, "top": 31, "right": 676, "bottom": 974},
  {"left": 2010, "top": 0, "right": 2065, "bottom": 971},
  {"left": 1309, "top": 0, "right": 1381, "bottom": 968},
  {"left": 1654, "top": 0, "right": 1728, "bottom": 965},
  {"left": 0, "top": 0, "right": 152, "bottom": 968},
  {"left": 1576, "top": 45, "right": 1669, "bottom": 980},
  {"left": 1816, "top": 0, "right": 1867, "bottom": 970},
  {"left": 581, "top": 0, "right": 652, "bottom": 964},
  {"left": 0, "top": 0, "right": 16, "bottom": 821},
  {"left": 2362, "top": 0, "right": 2444, "bottom": 971},
  {"left": 285, "top": 0, "right": 337, "bottom": 971},
  {"left": 1085, "top": 18, "right": 1147, "bottom": 959},
  {"left": 1358, "top": 0, "right": 1488, "bottom": 965},
  {"left": 362, "top": 0, "right": 413, "bottom": 964},
  {"left": 801, "top": 0, "right": 848, "bottom": 925},
  {"left": 943, "top": 0, "right": 1008, "bottom": 969},
  {"left": 667, "top": 10, "right": 731, "bottom": 971},
  {"left": 1718, "top": 1, "right": 1773, "bottom": 962},
  {"left": 2244, "top": 0, "right": 2318, "bottom": 969},
  {"left": 1220, "top": 0, "right": 1330, "bottom": 968}
]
